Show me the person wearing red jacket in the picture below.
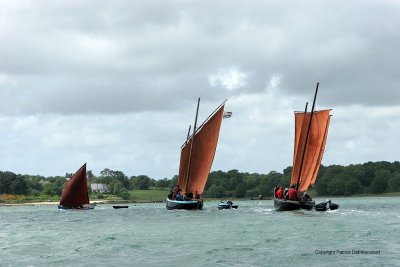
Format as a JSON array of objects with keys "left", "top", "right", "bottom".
[
  {"left": 276, "top": 187, "right": 283, "bottom": 199},
  {"left": 288, "top": 185, "right": 298, "bottom": 201}
]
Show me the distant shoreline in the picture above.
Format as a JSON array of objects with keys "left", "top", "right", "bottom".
[
  {"left": 0, "top": 200, "right": 109, "bottom": 207},
  {"left": 1, "top": 193, "right": 400, "bottom": 207}
]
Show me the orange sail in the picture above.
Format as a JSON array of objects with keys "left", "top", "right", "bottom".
[
  {"left": 59, "top": 163, "right": 90, "bottom": 208},
  {"left": 290, "top": 110, "right": 331, "bottom": 192},
  {"left": 177, "top": 102, "right": 225, "bottom": 195}
]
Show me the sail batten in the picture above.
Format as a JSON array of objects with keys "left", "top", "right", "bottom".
[
  {"left": 177, "top": 102, "right": 225, "bottom": 195},
  {"left": 59, "top": 163, "right": 89, "bottom": 208},
  {"left": 290, "top": 110, "right": 331, "bottom": 192}
]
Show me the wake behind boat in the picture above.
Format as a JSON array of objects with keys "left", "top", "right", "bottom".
[
  {"left": 166, "top": 98, "right": 230, "bottom": 210},
  {"left": 58, "top": 163, "right": 94, "bottom": 210},
  {"left": 273, "top": 83, "right": 338, "bottom": 212}
]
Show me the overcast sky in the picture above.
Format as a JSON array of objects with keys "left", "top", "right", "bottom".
[{"left": 0, "top": 1, "right": 399, "bottom": 179}]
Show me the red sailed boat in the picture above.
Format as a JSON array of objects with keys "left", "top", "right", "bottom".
[
  {"left": 58, "top": 163, "right": 94, "bottom": 210},
  {"left": 166, "top": 99, "right": 229, "bottom": 210},
  {"left": 274, "top": 83, "right": 337, "bottom": 211}
]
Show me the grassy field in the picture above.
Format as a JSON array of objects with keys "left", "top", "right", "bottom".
[
  {"left": 129, "top": 189, "right": 170, "bottom": 202},
  {"left": 0, "top": 194, "right": 60, "bottom": 204}
]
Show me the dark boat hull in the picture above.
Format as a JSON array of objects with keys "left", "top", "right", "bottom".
[
  {"left": 218, "top": 202, "right": 238, "bottom": 209},
  {"left": 274, "top": 198, "right": 315, "bottom": 211},
  {"left": 113, "top": 205, "right": 129, "bottom": 209},
  {"left": 315, "top": 200, "right": 339, "bottom": 211},
  {"left": 166, "top": 198, "right": 203, "bottom": 210},
  {"left": 58, "top": 204, "right": 94, "bottom": 210}
]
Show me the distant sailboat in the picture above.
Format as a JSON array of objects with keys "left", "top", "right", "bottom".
[
  {"left": 58, "top": 163, "right": 94, "bottom": 210},
  {"left": 166, "top": 98, "right": 228, "bottom": 210},
  {"left": 274, "top": 83, "right": 337, "bottom": 211}
]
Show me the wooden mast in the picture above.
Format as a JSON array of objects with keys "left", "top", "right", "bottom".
[
  {"left": 186, "top": 125, "right": 192, "bottom": 141},
  {"left": 184, "top": 98, "right": 200, "bottom": 193},
  {"left": 295, "top": 83, "right": 319, "bottom": 191}
]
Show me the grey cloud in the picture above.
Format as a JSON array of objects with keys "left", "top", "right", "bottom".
[
  {"left": 0, "top": 1, "right": 399, "bottom": 177},
  {"left": 1, "top": 1, "right": 398, "bottom": 115}
]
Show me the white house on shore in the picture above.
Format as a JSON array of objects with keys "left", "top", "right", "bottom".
[{"left": 91, "top": 183, "right": 109, "bottom": 193}]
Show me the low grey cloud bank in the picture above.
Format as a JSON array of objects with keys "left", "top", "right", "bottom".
[{"left": 0, "top": 1, "right": 399, "bottom": 178}]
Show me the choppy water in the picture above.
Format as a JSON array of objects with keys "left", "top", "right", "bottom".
[{"left": 1, "top": 197, "right": 399, "bottom": 267}]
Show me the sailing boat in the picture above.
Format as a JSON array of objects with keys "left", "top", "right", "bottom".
[
  {"left": 166, "top": 98, "right": 228, "bottom": 210},
  {"left": 58, "top": 163, "right": 94, "bottom": 210},
  {"left": 274, "top": 83, "right": 335, "bottom": 211}
]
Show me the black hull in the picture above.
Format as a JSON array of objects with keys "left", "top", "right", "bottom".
[
  {"left": 218, "top": 201, "right": 238, "bottom": 209},
  {"left": 274, "top": 198, "right": 315, "bottom": 211},
  {"left": 166, "top": 198, "right": 203, "bottom": 210},
  {"left": 58, "top": 204, "right": 94, "bottom": 210},
  {"left": 315, "top": 200, "right": 339, "bottom": 211},
  {"left": 113, "top": 205, "right": 129, "bottom": 209}
]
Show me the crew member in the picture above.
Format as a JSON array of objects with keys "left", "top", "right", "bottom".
[
  {"left": 276, "top": 186, "right": 283, "bottom": 199},
  {"left": 288, "top": 185, "right": 298, "bottom": 201}
]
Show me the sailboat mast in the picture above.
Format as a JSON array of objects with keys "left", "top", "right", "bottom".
[
  {"left": 295, "top": 83, "right": 319, "bottom": 191},
  {"left": 185, "top": 98, "right": 200, "bottom": 193},
  {"left": 186, "top": 125, "right": 192, "bottom": 141}
]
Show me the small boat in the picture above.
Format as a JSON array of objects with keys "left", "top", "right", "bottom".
[
  {"left": 166, "top": 98, "right": 230, "bottom": 210},
  {"left": 218, "top": 201, "right": 238, "bottom": 210},
  {"left": 315, "top": 200, "right": 339, "bottom": 211},
  {"left": 274, "top": 83, "right": 337, "bottom": 211},
  {"left": 113, "top": 205, "right": 129, "bottom": 209},
  {"left": 58, "top": 163, "right": 94, "bottom": 210}
]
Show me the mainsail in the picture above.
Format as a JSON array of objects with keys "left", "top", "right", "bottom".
[
  {"left": 59, "top": 163, "right": 90, "bottom": 208},
  {"left": 290, "top": 110, "right": 331, "bottom": 192},
  {"left": 177, "top": 101, "right": 225, "bottom": 195}
]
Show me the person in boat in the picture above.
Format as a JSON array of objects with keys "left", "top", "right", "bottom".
[
  {"left": 167, "top": 191, "right": 173, "bottom": 200},
  {"left": 298, "top": 192, "right": 312, "bottom": 204},
  {"left": 173, "top": 184, "right": 180, "bottom": 199},
  {"left": 304, "top": 193, "right": 312, "bottom": 202},
  {"left": 283, "top": 188, "right": 289, "bottom": 199},
  {"left": 175, "top": 189, "right": 182, "bottom": 201},
  {"left": 187, "top": 192, "right": 193, "bottom": 200},
  {"left": 275, "top": 186, "right": 283, "bottom": 199},
  {"left": 274, "top": 185, "right": 279, "bottom": 197},
  {"left": 194, "top": 191, "right": 201, "bottom": 199},
  {"left": 288, "top": 184, "right": 298, "bottom": 201},
  {"left": 183, "top": 193, "right": 188, "bottom": 201}
]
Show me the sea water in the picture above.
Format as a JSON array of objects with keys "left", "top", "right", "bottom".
[{"left": 0, "top": 197, "right": 399, "bottom": 267}]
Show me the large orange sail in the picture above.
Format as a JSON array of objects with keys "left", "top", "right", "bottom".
[
  {"left": 290, "top": 110, "right": 331, "bottom": 192},
  {"left": 59, "top": 163, "right": 90, "bottom": 208},
  {"left": 177, "top": 103, "right": 225, "bottom": 195}
]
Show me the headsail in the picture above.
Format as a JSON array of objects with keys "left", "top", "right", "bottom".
[
  {"left": 177, "top": 102, "right": 225, "bottom": 195},
  {"left": 290, "top": 110, "right": 331, "bottom": 192},
  {"left": 59, "top": 163, "right": 90, "bottom": 208}
]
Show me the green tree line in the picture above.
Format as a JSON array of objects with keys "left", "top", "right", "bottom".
[{"left": 1, "top": 161, "right": 400, "bottom": 200}]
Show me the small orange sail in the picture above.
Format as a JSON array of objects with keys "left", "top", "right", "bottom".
[
  {"left": 59, "top": 163, "right": 90, "bottom": 208},
  {"left": 290, "top": 110, "right": 331, "bottom": 192},
  {"left": 177, "top": 102, "right": 225, "bottom": 195}
]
